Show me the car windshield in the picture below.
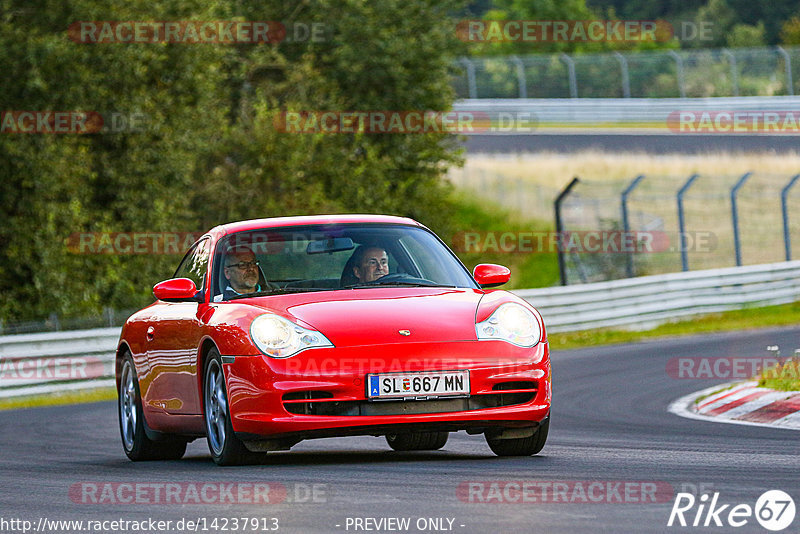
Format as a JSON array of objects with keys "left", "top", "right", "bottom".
[{"left": 212, "top": 223, "right": 477, "bottom": 300}]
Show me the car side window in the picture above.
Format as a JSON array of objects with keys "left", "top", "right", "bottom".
[{"left": 173, "top": 238, "right": 211, "bottom": 291}]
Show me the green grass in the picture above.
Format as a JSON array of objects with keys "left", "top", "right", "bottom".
[
  {"left": 449, "top": 191, "right": 559, "bottom": 289},
  {"left": 549, "top": 301, "right": 800, "bottom": 351},
  {"left": 693, "top": 384, "right": 737, "bottom": 405},
  {"left": 758, "top": 360, "right": 800, "bottom": 391},
  {"left": 0, "top": 387, "right": 116, "bottom": 411}
]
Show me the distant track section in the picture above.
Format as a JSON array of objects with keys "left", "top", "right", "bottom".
[{"left": 463, "top": 133, "right": 800, "bottom": 154}]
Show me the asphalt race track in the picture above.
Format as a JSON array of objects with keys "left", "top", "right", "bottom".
[
  {"left": 1, "top": 326, "right": 799, "bottom": 534},
  {"left": 464, "top": 134, "right": 800, "bottom": 154}
]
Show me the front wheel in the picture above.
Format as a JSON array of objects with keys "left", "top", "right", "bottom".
[
  {"left": 203, "top": 349, "right": 262, "bottom": 466},
  {"left": 486, "top": 418, "right": 549, "bottom": 457},
  {"left": 386, "top": 431, "right": 449, "bottom": 451},
  {"left": 118, "top": 353, "right": 186, "bottom": 461}
]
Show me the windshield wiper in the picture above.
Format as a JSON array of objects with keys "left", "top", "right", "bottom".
[
  {"left": 227, "top": 287, "right": 336, "bottom": 299},
  {"left": 342, "top": 281, "right": 456, "bottom": 289}
]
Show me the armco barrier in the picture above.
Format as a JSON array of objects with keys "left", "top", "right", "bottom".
[
  {"left": 516, "top": 260, "right": 800, "bottom": 332},
  {"left": 2, "top": 260, "right": 799, "bottom": 398},
  {"left": 453, "top": 96, "right": 800, "bottom": 131},
  {"left": 0, "top": 328, "right": 119, "bottom": 398}
]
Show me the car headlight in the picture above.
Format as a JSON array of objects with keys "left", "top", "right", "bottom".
[
  {"left": 476, "top": 302, "right": 541, "bottom": 348},
  {"left": 250, "top": 313, "right": 333, "bottom": 358}
]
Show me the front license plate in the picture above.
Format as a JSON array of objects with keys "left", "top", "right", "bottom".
[{"left": 366, "top": 371, "right": 470, "bottom": 400}]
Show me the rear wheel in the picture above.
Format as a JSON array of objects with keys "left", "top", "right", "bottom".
[
  {"left": 486, "top": 418, "right": 549, "bottom": 457},
  {"left": 203, "top": 349, "right": 263, "bottom": 466},
  {"left": 118, "top": 353, "right": 186, "bottom": 461},
  {"left": 386, "top": 431, "right": 449, "bottom": 451}
]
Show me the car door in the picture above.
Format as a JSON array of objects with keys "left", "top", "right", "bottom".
[{"left": 143, "top": 237, "right": 211, "bottom": 416}]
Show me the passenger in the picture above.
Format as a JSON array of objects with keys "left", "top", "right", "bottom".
[{"left": 222, "top": 245, "right": 261, "bottom": 300}]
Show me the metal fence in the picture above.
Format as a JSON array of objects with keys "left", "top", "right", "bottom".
[
  {"left": 454, "top": 46, "right": 800, "bottom": 99},
  {"left": 555, "top": 172, "right": 800, "bottom": 284},
  {"left": 449, "top": 167, "right": 800, "bottom": 285}
]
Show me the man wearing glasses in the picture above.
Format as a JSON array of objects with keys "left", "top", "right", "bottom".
[{"left": 221, "top": 245, "right": 262, "bottom": 300}]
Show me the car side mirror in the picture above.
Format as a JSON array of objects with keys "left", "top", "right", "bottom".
[
  {"left": 153, "top": 278, "right": 202, "bottom": 302},
  {"left": 473, "top": 264, "right": 511, "bottom": 288}
]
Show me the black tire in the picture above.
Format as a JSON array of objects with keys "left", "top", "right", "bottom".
[
  {"left": 203, "top": 348, "right": 263, "bottom": 466},
  {"left": 118, "top": 353, "right": 186, "bottom": 461},
  {"left": 386, "top": 431, "right": 449, "bottom": 451},
  {"left": 486, "top": 418, "right": 549, "bottom": 457}
]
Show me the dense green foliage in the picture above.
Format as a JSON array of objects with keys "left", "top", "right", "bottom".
[
  {"left": 463, "top": 0, "right": 800, "bottom": 53},
  {"left": 588, "top": 0, "right": 799, "bottom": 47},
  {"left": 1, "top": 0, "right": 468, "bottom": 322}
]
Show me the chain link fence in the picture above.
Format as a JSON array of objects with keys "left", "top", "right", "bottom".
[
  {"left": 448, "top": 168, "right": 800, "bottom": 285},
  {"left": 454, "top": 46, "right": 800, "bottom": 99}
]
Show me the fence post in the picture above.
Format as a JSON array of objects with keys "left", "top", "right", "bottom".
[
  {"left": 458, "top": 57, "right": 478, "bottom": 99},
  {"left": 731, "top": 172, "right": 752, "bottom": 267},
  {"left": 781, "top": 174, "right": 800, "bottom": 261},
  {"left": 509, "top": 55, "right": 527, "bottom": 99},
  {"left": 677, "top": 174, "right": 699, "bottom": 272},
  {"left": 621, "top": 174, "right": 645, "bottom": 278},
  {"left": 614, "top": 52, "right": 631, "bottom": 98},
  {"left": 668, "top": 50, "right": 686, "bottom": 98},
  {"left": 555, "top": 177, "right": 580, "bottom": 286},
  {"left": 721, "top": 48, "right": 739, "bottom": 97},
  {"left": 776, "top": 46, "right": 793, "bottom": 96},
  {"left": 560, "top": 53, "right": 578, "bottom": 98}
]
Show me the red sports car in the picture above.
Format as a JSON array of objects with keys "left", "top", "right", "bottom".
[{"left": 116, "top": 215, "right": 551, "bottom": 465}]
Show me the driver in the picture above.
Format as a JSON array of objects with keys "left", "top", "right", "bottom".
[
  {"left": 221, "top": 245, "right": 261, "bottom": 300},
  {"left": 352, "top": 246, "right": 389, "bottom": 283}
]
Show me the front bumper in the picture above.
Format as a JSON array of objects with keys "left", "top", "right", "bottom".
[{"left": 223, "top": 340, "right": 551, "bottom": 441}]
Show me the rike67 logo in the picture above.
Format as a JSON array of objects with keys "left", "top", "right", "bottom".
[{"left": 668, "top": 490, "right": 795, "bottom": 531}]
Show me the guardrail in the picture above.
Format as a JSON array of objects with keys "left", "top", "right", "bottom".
[
  {"left": 453, "top": 96, "right": 800, "bottom": 130},
  {"left": 2, "top": 260, "right": 799, "bottom": 398},
  {"left": 516, "top": 260, "right": 800, "bottom": 332},
  {"left": 0, "top": 328, "right": 118, "bottom": 398}
]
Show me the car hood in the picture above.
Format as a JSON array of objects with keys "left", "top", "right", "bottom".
[{"left": 251, "top": 288, "right": 485, "bottom": 347}]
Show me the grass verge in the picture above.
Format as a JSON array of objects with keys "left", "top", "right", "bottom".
[
  {"left": 449, "top": 191, "right": 559, "bottom": 289},
  {"left": 0, "top": 387, "right": 116, "bottom": 411},
  {"left": 758, "top": 360, "right": 800, "bottom": 391},
  {"left": 549, "top": 301, "right": 800, "bottom": 351}
]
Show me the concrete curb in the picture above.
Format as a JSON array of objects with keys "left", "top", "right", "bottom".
[{"left": 669, "top": 381, "right": 800, "bottom": 430}]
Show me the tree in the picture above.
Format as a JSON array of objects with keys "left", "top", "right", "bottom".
[{"left": 0, "top": 0, "right": 467, "bottom": 323}]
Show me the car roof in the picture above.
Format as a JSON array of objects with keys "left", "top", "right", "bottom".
[{"left": 210, "top": 214, "right": 425, "bottom": 236}]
